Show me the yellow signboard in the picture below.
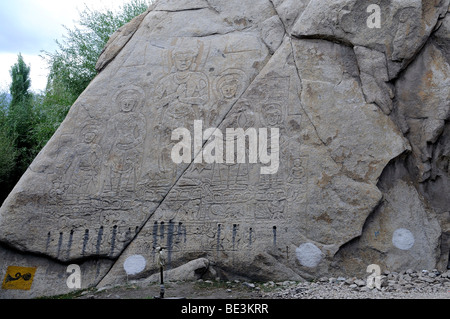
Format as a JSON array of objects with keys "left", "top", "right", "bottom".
[{"left": 2, "top": 266, "right": 37, "bottom": 290}]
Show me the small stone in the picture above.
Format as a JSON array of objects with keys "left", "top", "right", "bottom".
[
  {"left": 403, "top": 274, "right": 412, "bottom": 282},
  {"left": 295, "top": 287, "right": 307, "bottom": 294},
  {"left": 388, "top": 273, "right": 399, "bottom": 280},
  {"left": 392, "top": 284, "right": 402, "bottom": 291},
  {"left": 379, "top": 276, "right": 388, "bottom": 286},
  {"left": 97, "top": 286, "right": 110, "bottom": 293},
  {"left": 345, "top": 278, "right": 355, "bottom": 285},
  {"left": 420, "top": 276, "right": 436, "bottom": 283},
  {"left": 243, "top": 282, "right": 256, "bottom": 289},
  {"left": 360, "top": 286, "right": 370, "bottom": 292}
]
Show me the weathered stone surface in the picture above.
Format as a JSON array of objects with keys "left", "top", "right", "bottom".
[
  {"left": 394, "top": 22, "right": 450, "bottom": 182},
  {"left": 292, "top": 0, "right": 449, "bottom": 79},
  {"left": 96, "top": 8, "right": 152, "bottom": 72},
  {"left": 134, "top": 257, "right": 212, "bottom": 283},
  {"left": 334, "top": 176, "right": 442, "bottom": 276},
  {"left": 354, "top": 46, "right": 394, "bottom": 115},
  {"left": 0, "top": 1, "right": 273, "bottom": 263},
  {"left": 0, "top": 243, "right": 113, "bottom": 299},
  {"left": 270, "top": 0, "right": 309, "bottom": 33},
  {"left": 0, "top": 0, "right": 449, "bottom": 298},
  {"left": 96, "top": 36, "right": 407, "bottom": 287}
]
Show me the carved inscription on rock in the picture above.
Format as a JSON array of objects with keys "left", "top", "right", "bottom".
[
  {"left": 0, "top": 35, "right": 270, "bottom": 263},
  {"left": 146, "top": 69, "right": 310, "bottom": 268}
]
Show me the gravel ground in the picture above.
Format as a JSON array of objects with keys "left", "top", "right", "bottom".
[
  {"left": 71, "top": 269, "right": 450, "bottom": 300},
  {"left": 263, "top": 269, "right": 450, "bottom": 299},
  {"left": 263, "top": 280, "right": 450, "bottom": 299}
]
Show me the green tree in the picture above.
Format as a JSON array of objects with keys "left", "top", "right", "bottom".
[
  {"left": 0, "top": 92, "right": 17, "bottom": 181},
  {"left": 0, "top": 0, "right": 151, "bottom": 205},
  {"left": 7, "top": 54, "right": 35, "bottom": 170},
  {"left": 35, "top": 0, "right": 151, "bottom": 155},
  {"left": 43, "top": 0, "right": 151, "bottom": 106},
  {"left": 1, "top": 55, "right": 39, "bottom": 204},
  {"left": 31, "top": 92, "right": 69, "bottom": 151},
  {"left": 9, "top": 53, "right": 31, "bottom": 107},
  {"left": 0, "top": 91, "right": 18, "bottom": 203},
  {"left": 33, "top": 0, "right": 151, "bottom": 155}
]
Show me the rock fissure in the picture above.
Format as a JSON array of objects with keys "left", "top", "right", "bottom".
[{"left": 104, "top": 43, "right": 279, "bottom": 278}]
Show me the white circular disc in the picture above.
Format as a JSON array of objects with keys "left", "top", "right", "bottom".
[
  {"left": 295, "top": 243, "right": 323, "bottom": 268},
  {"left": 123, "top": 255, "right": 146, "bottom": 275},
  {"left": 392, "top": 228, "right": 415, "bottom": 250}
]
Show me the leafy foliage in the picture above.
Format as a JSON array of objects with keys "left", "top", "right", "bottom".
[
  {"left": 0, "top": 95, "right": 17, "bottom": 185},
  {"left": 0, "top": 0, "right": 151, "bottom": 204},
  {"left": 5, "top": 55, "right": 36, "bottom": 179},
  {"left": 43, "top": 0, "right": 151, "bottom": 105},
  {"left": 9, "top": 53, "right": 31, "bottom": 107}
]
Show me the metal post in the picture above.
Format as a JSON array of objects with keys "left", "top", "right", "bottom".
[
  {"left": 156, "top": 246, "right": 166, "bottom": 299},
  {"left": 160, "top": 265, "right": 165, "bottom": 298}
]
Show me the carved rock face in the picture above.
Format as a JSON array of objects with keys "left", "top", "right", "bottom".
[{"left": 1, "top": 0, "right": 449, "bottom": 298}]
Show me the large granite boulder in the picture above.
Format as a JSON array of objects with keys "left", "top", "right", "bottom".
[{"left": 0, "top": 0, "right": 448, "bottom": 298}]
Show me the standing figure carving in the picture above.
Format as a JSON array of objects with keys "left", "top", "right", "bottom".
[
  {"left": 62, "top": 123, "right": 103, "bottom": 197},
  {"left": 55, "top": 122, "right": 103, "bottom": 199},
  {"left": 154, "top": 47, "right": 210, "bottom": 180},
  {"left": 103, "top": 87, "right": 146, "bottom": 195}
]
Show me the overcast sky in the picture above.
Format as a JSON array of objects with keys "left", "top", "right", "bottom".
[{"left": 0, "top": 0, "right": 137, "bottom": 93}]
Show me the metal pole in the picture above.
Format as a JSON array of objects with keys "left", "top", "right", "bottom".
[
  {"left": 156, "top": 246, "right": 166, "bottom": 299},
  {"left": 160, "top": 265, "right": 165, "bottom": 298}
]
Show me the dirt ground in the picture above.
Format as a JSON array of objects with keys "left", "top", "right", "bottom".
[
  {"left": 56, "top": 277, "right": 450, "bottom": 300},
  {"left": 73, "top": 280, "right": 268, "bottom": 299}
]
